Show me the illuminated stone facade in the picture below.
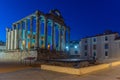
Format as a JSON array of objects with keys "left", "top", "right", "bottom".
[{"left": 6, "top": 9, "right": 70, "bottom": 51}]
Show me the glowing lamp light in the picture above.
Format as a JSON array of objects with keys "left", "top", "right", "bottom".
[
  {"left": 48, "top": 44, "right": 50, "bottom": 49},
  {"left": 74, "top": 45, "right": 77, "bottom": 49},
  {"left": 48, "top": 45, "right": 50, "bottom": 48},
  {"left": 22, "top": 40, "right": 25, "bottom": 46},
  {"left": 66, "top": 46, "right": 68, "bottom": 49}
]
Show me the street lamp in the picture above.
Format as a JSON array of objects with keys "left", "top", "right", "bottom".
[
  {"left": 66, "top": 46, "right": 69, "bottom": 50},
  {"left": 74, "top": 45, "right": 77, "bottom": 49}
]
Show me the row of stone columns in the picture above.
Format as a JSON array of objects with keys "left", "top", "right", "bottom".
[{"left": 6, "top": 11, "right": 70, "bottom": 51}]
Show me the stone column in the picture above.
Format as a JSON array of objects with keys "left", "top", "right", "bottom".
[
  {"left": 63, "top": 26, "right": 66, "bottom": 51},
  {"left": 8, "top": 28, "right": 10, "bottom": 50},
  {"left": 16, "top": 23, "right": 19, "bottom": 49},
  {"left": 11, "top": 28, "right": 13, "bottom": 50},
  {"left": 14, "top": 24, "right": 16, "bottom": 49},
  {"left": 54, "top": 25, "right": 56, "bottom": 50},
  {"left": 35, "top": 11, "right": 40, "bottom": 49},
  {"left": 44, "top": 17, "right": 48, "bottom": 49},
  {"left": 51, "top": 21, "right": 55, "bottom": 50},
  {"left": 20, "top": 21, "right": 23, "bottom": 50},
  {"left": 12, "top": 25, "right": 15, "bottom": 50},
  {"left": 25, "top": 19, "right": 28, "bottom": 49},
  {"left": 30, "top": 16, "right": 33, "bottom": 49},
  {"left": 6, "top": 28, "right": 9, "bottom": 50},
  {"left": 68, "top": 27, "right": 70, "bottom": 48},
  {"left": 9, "top": 29, "right": 11, "bottom": 50},
  {"left": 58, "top": 26, "right": 62, "bottom": 51}
]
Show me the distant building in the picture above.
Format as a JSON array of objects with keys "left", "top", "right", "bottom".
[
  {"left": 0, "top": 41, "right": 6, "bottom": 52},
  {"left": 80, "top": 30, "right": 120, "bottom": 61},
  {"left": 68, "top": 40, "right": 81, "bottom": 56}
]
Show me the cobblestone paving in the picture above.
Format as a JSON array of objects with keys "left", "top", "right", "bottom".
[{"left": 0, "top": 63, "right": 120, "bottom": 80}]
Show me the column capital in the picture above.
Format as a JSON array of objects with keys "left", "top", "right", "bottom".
[
  {"left": 6, "top": 27, "right": 9, "bottom": 31},
  {"left": 20, "top": 21, "right": 23, "bottom": 23},
  {"left": 63, "top": 26, "right": 66, "bottom": 30},
  {"left": 30, "top": 16, "right": 33, "bottom": 19},
  {"left": 9, "top": 28, "right": 11, "bottom": 31},
  {"left": 35, "top": 10, "right": 40, "bottom": 17},
  {"left": 16, "top": 22, "right": 19, "bottom": 25},
  {"left": 57, "top": 24, "right": 62, "bottom": 30},
  {"left": 12, "top": 23, "right": 16, "bottom": 26},
  {"left": 44, "top": 16, "right": 48, "bottom": 23},
  {"left": 12, "top": 24, "right": 16, "bottom": 30}
]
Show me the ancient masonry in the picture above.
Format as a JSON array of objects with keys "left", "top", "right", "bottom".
[{"left": 6, "top": 9, "right": 70, "bottom": 51}]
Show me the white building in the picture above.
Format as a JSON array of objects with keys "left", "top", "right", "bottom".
[
  {"left": 80, "top": 30, "right": 120, "bottom": 61},
  {"left": 68, "top": 41, "right": 81, "bottom": 57}
]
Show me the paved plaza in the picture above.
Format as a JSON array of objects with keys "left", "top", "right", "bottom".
[{"left": 0, "top": 63, "right": 120, "bottom": 80}]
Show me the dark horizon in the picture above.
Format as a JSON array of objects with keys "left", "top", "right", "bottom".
[{"left": 1, "top": 0, "right": 120, "bottom": 42}]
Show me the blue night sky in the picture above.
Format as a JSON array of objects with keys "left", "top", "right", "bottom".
[{"left": 0, "top": 0, "right": 120, "bottom": 42}]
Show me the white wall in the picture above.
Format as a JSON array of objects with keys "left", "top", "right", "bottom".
[{"left": 80, "top": 33, "right": 120, "bottom": 61}]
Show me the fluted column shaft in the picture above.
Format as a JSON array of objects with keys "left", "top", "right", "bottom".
[
  {"left": 8, "top": 29, "right": 10, "bottom": 50},
  {"left": 11, "top": 29, "right": 13, "bottom": 50},
  {"left": 12, "top": 25, "right": 15, "bottom": 50},
  {"left": 58, "top": 27, "right": 62, "bottom": 51},
  {"left": 35, "top": 11, "right": 40, "bottom": 49},
  {"left": 16, "top": 23, "right": 19, "bottom": 49},
  {"left": 6, "top": 28, "right": 8, "bottom": 50},
  {"left": 51, "top": 21, "right": 55, "bottom": 50},
  {"left": 20, "top": 21, "right": 23, "bottom": 50},
  {"left": 44, "top": 17, "right": 48, "bottom": 49},
  {"left": 9, "top": 29, "right": 11, "bottom": 50},
  {"left": 54, "top": 26, "right": 56, "bottom": 50},
  {"left": 68, "top": 28, "right": 70, "bottom": 48},
  {"left": 63, "top": 27, "right": 66, "bottom": 51},
  {"left": 30, "top": 17, "right": 33, "bottom": 49},
  {"left": 25, "top": 19, "right": 28, "bottom": 49}
]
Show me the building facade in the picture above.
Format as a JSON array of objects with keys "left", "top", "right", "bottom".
[
  {"left": 6, "top": 9, "right": 70, "bottom": 51},
  {"left": 67, "top": 40, "right": 81, "bottom": 56},
  {"left": 0, "top": 41, "right": 6, "bottom": 52},
  {"left": 80, "top": 30, "right": 120, "bottom": 61}
]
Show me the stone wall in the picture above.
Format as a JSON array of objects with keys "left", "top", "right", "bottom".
[
  {"left": 0, "top": 51, "right": 37, "bottom": 63},
  {"left": 41, "top": 60, "right": 120, "bottom": 75}
]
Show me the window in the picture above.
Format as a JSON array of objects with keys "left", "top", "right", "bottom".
[
  {"left": 93, "top": 52, "right": 96, "bottom": 56},
  {"left": 105, "top": 36, "right": 108, "bottom": 41},
  {"left": 105, "top": 51, "right": 108, "bottom": 56},
  {"left": 119, "top": 43, "right": 120, "bottom": 48},
  {"left": 85, "top": 40, "right": 87, "bottom": 43},
  {"left": 85, "top": 52, "right": 87, "bottom": 56},
  {"left": 75, "top": 51, "right": 78, "bottom": 54},
  {"left": 93, "top": 45, "right": 96, "bottom": 50},
  {"left": 105, "top": 43, "right": 109, "bottom": 49},
  {"left": 70, "top": 45, "right": 74, "bottom": 48},
  {"left": 93, "top": 38, "right": 96, "bottom": 42},
  {"left": 84, "top": 45, "right": 88, "bottom": 50}
]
